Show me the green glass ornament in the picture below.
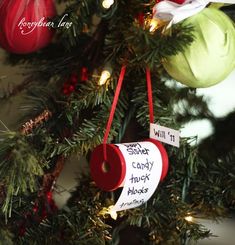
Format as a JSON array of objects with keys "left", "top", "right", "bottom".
[{"left": 163, "top": 8, "right": 235, "bottom": 88}]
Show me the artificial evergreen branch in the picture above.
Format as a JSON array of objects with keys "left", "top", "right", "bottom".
[
  {"left": 17, "top": 179, "right": 112, "bottom": 245},
  {"left": 54, "top": 0, "right": 99, "bottom": 48},
  {"left": 0, "top": 131, "right": 46, "bottom": 218},
  {"left": 54, "top": 89, "right": 128, "bottom": 156},
  {"left": 0, "top": 1, "right": 234, "bottom": 244}
]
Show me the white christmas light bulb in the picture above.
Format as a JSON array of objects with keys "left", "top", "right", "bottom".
[
  {"left": 185, "top": 215, "right": 194, "bottom": 222},
  {"left": 99, "top": 205, "right": 118, "bottom": 220},
  {"left": 149, "top": 19, "right": 159, "bottom": 32},
  {"left": 102, "top": 0, "right": 114, "bottom": 9},
  {"left": 98, "top": 66, "right": 112, "bottom": 85},
  {"left": 107, "top": 205, "right": 118, "bottom": 220}
]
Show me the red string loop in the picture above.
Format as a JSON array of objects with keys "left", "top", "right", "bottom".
[
  {"left": 146, "top": 67, "right": 154, "bottom": 123},
  {"left": 102, "top": 66, "right": 154, "bottom": 161},
  {"left": 103, "top": 66, "right": 127, "bottom": 160}
]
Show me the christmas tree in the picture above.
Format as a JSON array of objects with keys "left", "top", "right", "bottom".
[{"left": 0, "top": 1, "right": 234, "bottom": 244}]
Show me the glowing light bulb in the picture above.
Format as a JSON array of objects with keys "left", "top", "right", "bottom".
[
  {"left": 99, "top": 205, "right": 118, "bottom": 220},
  {"left": 149, "top": 19, "right": 159, "bottom": 32},
  {"left": 102, "top": 0, "right": 114, "bottom": 9},
  {"left": 149, "top": 18, "right": 169, "bottom": 33},
  {"left": 107, "top": 205, "right": 118, "bottom": 220},
  {"left": 185, "top": 215, "right": 194, "bottom": 222},
  {"left": 98, "top": 66, "right": 112, "bottom": 85}
]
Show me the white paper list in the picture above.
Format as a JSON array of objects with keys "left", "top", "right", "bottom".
[{"left": 111, "top": 141, "right": 162, "bottom": 211}]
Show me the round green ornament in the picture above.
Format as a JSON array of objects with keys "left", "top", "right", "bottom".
[{"left": 163, "top": 8, "right": 235, "bottom": 88}]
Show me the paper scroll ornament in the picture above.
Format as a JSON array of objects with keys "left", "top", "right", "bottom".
[
  {"left": 90, "top": 66, "right": 169, "bottom": 211},
  {"left": 90, "top": 139, "right": 169, "bottom": 211},
  {"left": 0, "top": 0, "right": 56, "bottom": 54}
]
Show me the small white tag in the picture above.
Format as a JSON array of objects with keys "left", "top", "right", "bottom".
[{"left": 149, "top": 123, "right": 180, "bottom": 147}]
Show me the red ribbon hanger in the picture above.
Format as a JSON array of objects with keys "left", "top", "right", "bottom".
[{"left": 103, "top": 66, "right": 155, "bottom": 160}]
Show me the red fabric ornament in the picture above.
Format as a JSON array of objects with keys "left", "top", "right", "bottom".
[{"left": 0, "top": 0, "right": 56, "bottom": 54}]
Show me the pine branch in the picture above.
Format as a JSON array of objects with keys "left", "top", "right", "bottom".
[
  {"left": 131, "top": 71, "right": 179, "bottom": 129},
  {"left": 53, "top": 90, "right": 128, "bottom": 156},
  {"left": 54, "top": 0, "right": 100, "bottom": 48},
  {"left": 0, "top": 228, "right": 14, "bottom": 245},
  {"left": 17, "top": 179, "right": 112, "bottom": 245},
  {"left": 0, "top": 131, "right": 46, "bottom": 218},
  {"left": 105, "top": 20, "right": 194, "bottom": 69}
]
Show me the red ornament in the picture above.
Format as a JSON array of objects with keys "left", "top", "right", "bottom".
[
  {"left": 0, "top": 0, "right": 56, "bottom": 54},
  {"left": 69, "top": 85, "right": 75, "bottom": 92},
  {"left": 81, "top": 67, "right": 88, "bottom": 82},
  {"left": 62, "top": 72, "right": 79, "bottom": 96}
]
